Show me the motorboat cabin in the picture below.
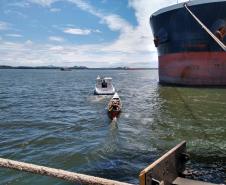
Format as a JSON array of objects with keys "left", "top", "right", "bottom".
[{"left": 94, "top": 76, "right": 115, "bottom": 95}]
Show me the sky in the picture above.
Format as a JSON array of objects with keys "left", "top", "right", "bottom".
[{"left": 0, "top": 0, "right": 184, "bottom": 68}]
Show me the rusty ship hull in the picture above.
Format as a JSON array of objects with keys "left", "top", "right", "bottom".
[{"left": 150, "top": 0, "right": 226, "bottom": 85}]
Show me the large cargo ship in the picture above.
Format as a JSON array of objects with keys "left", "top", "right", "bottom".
[{"left": 150, "top": 0, "right": 226, "bottom": 85}]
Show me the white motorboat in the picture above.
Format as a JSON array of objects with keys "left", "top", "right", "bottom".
[{"left": 94, "top": 76, "right": 115, "bottom": 95}]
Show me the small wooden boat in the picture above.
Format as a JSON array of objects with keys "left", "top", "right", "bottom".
[{"left": 108, "top": 93, "right": 122, "bottom": 119}]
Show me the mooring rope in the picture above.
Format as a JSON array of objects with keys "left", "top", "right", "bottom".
[{"left": 184, "top": 3, "right": 226, "bottom": 51}]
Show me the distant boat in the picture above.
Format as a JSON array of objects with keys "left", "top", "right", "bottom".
[
  {"left": 94, "top": 76, "right": 115, "bottom": 95},
  {"left": 107, "top": 93, "right": 122, "bottom": 119},
  {"left": 60, "top": 67, "right": 72, "bottom": 71}
]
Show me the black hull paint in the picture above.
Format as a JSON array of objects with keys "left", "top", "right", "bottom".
[{"left": 150, "top": 1, "right": 226, "bottom": 55}]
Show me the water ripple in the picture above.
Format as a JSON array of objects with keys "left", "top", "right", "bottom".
[{"left": 0, "top": 69, "right": 225, "bottom": 184}]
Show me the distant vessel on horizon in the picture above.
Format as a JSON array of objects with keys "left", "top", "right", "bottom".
[
  {"left": 60, "top": 67, "right": 72, "bottom": 71},
  {"left": 150, "top": 0, "right": 226, "bottom": 85}
]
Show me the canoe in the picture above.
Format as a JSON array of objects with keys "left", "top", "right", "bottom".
[{"left": 107, "top": 93, "right": 122, "bottom": 119}]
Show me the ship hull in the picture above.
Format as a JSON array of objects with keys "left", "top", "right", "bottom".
[
  {"left": 159, "top": 52, "right": 226, "bottom": 85},
  {"left": 150, "top": 0, "right": 226, "bottom": 85}
]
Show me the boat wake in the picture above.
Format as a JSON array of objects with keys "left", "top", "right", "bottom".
[
  {"left": 110, "top": 117, "right": 118, "bottom": 129},
  {"left": 87, "top": 95, "right": 108, "bottom": 103},
  {"left": 124, "top": 113, "right": 130, "bottom": 118},
  {"left": 112, "top": 117, "right": 117, "bottom": 122}
]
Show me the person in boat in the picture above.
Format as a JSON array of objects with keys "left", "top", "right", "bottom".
[
  {"left": 110, "top": 100, "right": 120, "bottom": 111},
  {"left": 113, "top": 102, "right": 118, "bottom": 111},
  {"left": 102, "top": 80, "right": 107, "bottom": 88}
]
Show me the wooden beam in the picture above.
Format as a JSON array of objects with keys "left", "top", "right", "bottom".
[{"left": 0, "top": 157, "right": 133, "bottom": 185}]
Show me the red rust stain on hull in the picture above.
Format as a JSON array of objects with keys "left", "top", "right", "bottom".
[{"left": 159, "top": 52, "right": 226, "bottom": 85}]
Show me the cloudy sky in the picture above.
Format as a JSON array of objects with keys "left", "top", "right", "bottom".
[{"left": 0, "top": 0, "right": 183, "bottom": 67}]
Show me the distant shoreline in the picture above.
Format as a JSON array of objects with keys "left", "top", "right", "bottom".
[{"left": 0, "top": 66, "right": 158, "bottom": 70}]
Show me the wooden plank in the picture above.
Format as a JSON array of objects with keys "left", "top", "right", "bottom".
[
  {"left": 173, "top": 177, "right": 219, "bottom": 185},
  {"left": 139, "top": 141, "right": 187, "bottom": 185}
]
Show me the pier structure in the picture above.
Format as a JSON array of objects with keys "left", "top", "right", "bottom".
[{"left": 0, "top": 141, "right": 222, "bottom": 185}]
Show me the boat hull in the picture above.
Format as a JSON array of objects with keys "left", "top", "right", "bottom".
[
  {"left": 108, "top": 110, "right": 121, "bottom": 120},
  {"left": 94, "top": 88, "right": 115, "bottom": 95},
  {"left": 150, "top": 0, "right": 226, "bottom": 86}
]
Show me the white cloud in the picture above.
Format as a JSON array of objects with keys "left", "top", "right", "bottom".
[
  {"left": 49, "top": 36, "right": 64, "bottom": 42},
  {"left": 0, "top": 40, "right": 157, "bottom": 67},
  {"left": 4, "top": 10, "right": 28, "bottom": 18},
  {"left": 0, "top": 21, "right": 10, "bottom": 30},
  {"left": 8, "top": 2, "right": 31, "bottom": 8},
  {"left": 68, "top": 0, "right": 102, "bottom": 17},
  {"left": 102, "top": 14, "right": 132, "bottom": 32},
  {"left": 50, "top": 8, "right": 61, "bottom": 12},
  {"left": 28, "top": 0, "right": 57, "bottom": 7},
  {"left": 94, "top": 29, "right": 101, "bottom": 33},
  {"left": 64, "top": 28, "right": 91, "bottom": 35},
  {"left": 60, "top": 0, "right": 155, "bottom": 55},
  {"left": 25, "top": 40, "right": 33, "bottom": 45},
  {"left": 5, "top": 33, "right": 23, "bottom": 38},
  {"left": 63, "top": 28, "right": 101, "bottom": 35},
  {"left": 49, "top": 45, "right": 64, "bottom": 51},
  {"left": 2, "top": 0, "right": 184, "bottom": 67}
]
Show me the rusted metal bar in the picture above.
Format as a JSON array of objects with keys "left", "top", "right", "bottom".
[
  {"left": 139, "top": 141, "right": 222, "bottom": 185},
  {"left": 173, "top": 177, "right": 219, "bottom": 185},
  {"left": 139, "top": 141, "right": 187, "bottom": 185}
]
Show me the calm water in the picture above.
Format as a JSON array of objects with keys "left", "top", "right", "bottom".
[{"left": 0, "top": 69, "right": 225, "bottom": 184}]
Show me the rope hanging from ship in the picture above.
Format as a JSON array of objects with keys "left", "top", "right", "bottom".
[{"left": 184, "top": 3, "right": 226, "bottom": 51}]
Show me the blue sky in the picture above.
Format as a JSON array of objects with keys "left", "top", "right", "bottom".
[{"left": 0, "top": 0, "right": 182, "bottom": 67}]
